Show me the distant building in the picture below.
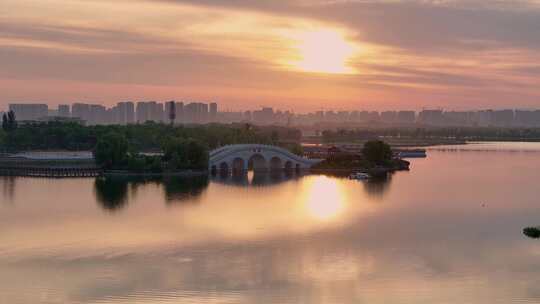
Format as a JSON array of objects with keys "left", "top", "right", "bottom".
[
  {"left": 397, "top": 111, "right": 416, "bottom": 124},
  {"left": 135, "top": 101, "right": 163, "bottom": 123},
  {"left": 419, "top": 109, "right": 444, "bottom": 125},
  {"left": 359, "top": 111, "right": 370, "bottom": 122},
  {"left": 444, "top": 111, "right": 470, "bottom": 126},
  {"left": 115, "top": 101, "right": 135, "bottom": 125},
  {"left": 89, "top": 105, "right": 107, "bottom": 125},
  {"left": 136, "top": 102, "right": 150, "bottom": 123},
  {"left": 183, "top": 102, "right": 209, "bottom": 124},
  {"left": 150, "top": 102, "right": 164, "bottom": 122},
  {"left": 209, "top": 102, "right": 218, "bottom": 122},
  {"left": 200, "top": 103, "right": 209, "bottom": 123},
  {"left": 476, "top": 110, "right": 494, "bottom": 127},
  {"left": 72, "top": 103, "right": 91, "bottom": 123},
  {"left": 243, "top": 110, "right": 252, "bottom": 122},
  {"left": 9, "top": 103, "right": 49, "bottom": 121},
  {"left": 381, "top": 111, "right": 397, "bottom": 123},
  {"left": 493, "top": 109, "right": 514, "bottom": 127},
  {"left": 165, "top": 101, "right": 176, "bottom": 124},
  {"left": 183, "top": 103, "right": 198, "bottom": 123},
  {"left": 368, "top": 111, "right": 380, "bottom": 122},
  {"left": 514, "top": 110, "right": 535, "bottom": 126},
  {"left": 175, "top": 102, "right": 184, "bottom": 123}
]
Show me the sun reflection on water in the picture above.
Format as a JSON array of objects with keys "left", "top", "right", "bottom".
[{"left": 302, "top": 175, "right": 347, "bottom": 221}]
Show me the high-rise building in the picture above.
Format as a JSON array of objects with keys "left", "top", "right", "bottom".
[
  {"left": 397, "top": 111, "right": 416, "bottom": 124},
  {"left": 443, "top": 111, "right": 470, "bottom": 126},
  {"left": 200, "top": 103, "right": 209, "bottom": 123},
  {"left": 8, "top": 103, "right": 48, "bottom": 121},
  {"left": 145, "top": 102, "right": 163, "bottom": 122},
  {"left": 116, "top": 102, "right": 135, "bottom": 125},
  {"left": 136, "top": 102, "right": 150, "bottom": 123},
  {"left": 136, "top": 101, "right": 163, "bottom": 123},
  {"left": 165, "top": 101, "right": 176, "bottom": 124},
  {"left": 89, "top": 105, "right": 107, "bottom": 125},
  {"left": 243, "top": 110, "right": 252, "bottom": 122},
  {"left": 183, "top": 102, "right": 209, "bottom": 124},
  {"left": 209, "top": 102, "right": 218, "bottom": 122},
  {"left": 381, "top": 111, "right": 397, "bottom": 123},
  {"left": 368, "top": 111, "right": 380, "bottom": 122},
  {"left": 183, "top": 102, "right": 198, "bottom": 124},
  {"left": 72, "top": 103, "right": 91, "bottom": 123},
  {"left": 418, "top": 109, "right": 444, "bottom": 125},
  {"left": 175, "top": 102, "right": 184, "bottom": 123},
  {"left": 493, "top": 109, "right": 514, "bottom": 127},
  {"left": 359, "top": 111, "right": 370, "bottom": 122},
  {"left": 515, "top": 110, "right": 540, "bottom": 127}
]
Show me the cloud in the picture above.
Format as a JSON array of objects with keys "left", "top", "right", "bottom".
[{"left": 1, "top": 0, "right": 540, "bottom": 109}]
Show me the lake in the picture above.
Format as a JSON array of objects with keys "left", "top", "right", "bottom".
[{"left": 2, "top": 142, "right": 540, "bottom": 304}]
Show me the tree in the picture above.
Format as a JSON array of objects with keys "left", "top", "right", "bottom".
[
  {"left": 162, "top": 137, "right": 208, "bottom": 170},
  {"left": 2, "top": 110, "right": 17, "bottom": 132},
  {"left": 93, "top": 132, "right": 129, "bottom": 169},
  {"left": 1, "top": 114, "right": 7, "bottom": 132},
  {"left": 362, "top": 140, "right": 393, "bottom": 165},
  {"left": 0, "top": 129, "right": 6, "bottom": 149},
  {"left": 184, "top": 139, "right": 209, "bottom": 169}
]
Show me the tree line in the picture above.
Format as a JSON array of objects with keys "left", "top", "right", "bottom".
[
  {"left": 321, "top": 127, "right": 540, "bottom": 142},
  {"left": 0, "top": 118, "right": 302, "bottom": 171}
]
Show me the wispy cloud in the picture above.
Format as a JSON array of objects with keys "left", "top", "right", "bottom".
[{"left": 1, "top": 0, "right": 539, "bottom": 109}]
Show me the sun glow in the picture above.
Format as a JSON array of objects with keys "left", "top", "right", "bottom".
[
  {"left": 303, "top": 176, "right": 347, "bottom": 221},
  {"left": 289, "top": 29, "right": 358, "bottom": 74}
]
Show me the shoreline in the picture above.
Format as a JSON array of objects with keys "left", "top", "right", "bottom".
[{"left": 103, "top": 170, "right": 208, "bottom": 177}]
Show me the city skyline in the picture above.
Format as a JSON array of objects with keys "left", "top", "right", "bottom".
[
  {"left": 7, "top": 101, "right": 540, "bottom": 128},
  {"left": 2, "top": 1, "right": 540, "bottom": 111}
]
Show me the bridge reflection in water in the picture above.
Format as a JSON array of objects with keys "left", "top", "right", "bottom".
[{"left": 211, "top": 170, "right": 306, "bottom": 187}]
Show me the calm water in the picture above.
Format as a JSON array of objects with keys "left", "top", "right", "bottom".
[{"left": 2, "top": 142, "right": 540, "bottom": 304}]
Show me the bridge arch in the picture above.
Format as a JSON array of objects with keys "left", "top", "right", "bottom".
[
  {"left": 248, "top": 154, "right": 267, "bottom": 171},
  {"left": 219, "top": 162, "right": 229, "bottom": 172},
  {"left": 284, "top": 160, "right": 293, "bottom": 171},
  {"left": 269, "top": 156, "right": 283, "bottom": 171},
  {"left": 209, "top": 144, "right": 323, "bottom": 172},
  {"left": 232, "top": 157, "right": 245, "bottom": 172}
]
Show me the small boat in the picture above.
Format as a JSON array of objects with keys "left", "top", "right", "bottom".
[
  {"left": 397, "top": 149, "right": 427, "bottom": 158},
  {"left": 349, "top": 172, "right": 370, "bottom": 180}
]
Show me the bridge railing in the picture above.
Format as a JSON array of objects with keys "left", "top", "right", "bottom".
[{"left": 209, "top": 144, "right": 319, "bottom": 165}]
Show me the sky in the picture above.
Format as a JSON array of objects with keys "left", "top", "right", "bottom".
[{"left": 1, "top": 0, "right": 540, "bottom": 112}]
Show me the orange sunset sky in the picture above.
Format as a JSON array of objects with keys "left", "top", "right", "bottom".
[{"left": 1, "top": 0, "right": 540, "bottom": 111}]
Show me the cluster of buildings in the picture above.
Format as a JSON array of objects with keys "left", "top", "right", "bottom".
[
  {"left": 5, "top": 101, "right": 218, "bottom": 125},
  {"left": 5, "top": 102, "right": 540, "bottom": 127}
]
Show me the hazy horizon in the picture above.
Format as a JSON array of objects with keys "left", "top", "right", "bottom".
[
  {"left": 2, "top": 0, "right": 540, "bottom": 111},
  {"left": 5, "top": 100, "right": 540, "bottom": 114}
]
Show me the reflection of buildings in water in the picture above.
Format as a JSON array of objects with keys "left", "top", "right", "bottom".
[
  {"left": 363, "top": 174, "right": 393, "bottom": 199},
  {"left": 0, "top": 176, "right": 16, "bottom": 203},
  {"left": 211, "top": 171, "right": 304, "bottom": 187},
  {"left": 93, "top": 175, "right": 210, "bottom": 210}
]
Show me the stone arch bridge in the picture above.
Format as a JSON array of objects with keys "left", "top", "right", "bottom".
[{"left": 209, "top": 144, "right": 322, "bottom": 172}]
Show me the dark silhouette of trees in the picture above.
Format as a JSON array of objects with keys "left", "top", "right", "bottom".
[
  {"left": 94, "top": 177, "right": 128, "bottom": 211},
  {"left": 2, "top": 111, "right": 17, "bottom": 132},
  {"left": 162, "top": 137, "right": 208, "bottom": 170},
  {"left": 362, "top": 140, "right": 393, "bottom": 165},
  {"left": 93, "top": 132, "right": 129, "bottom": 169}
]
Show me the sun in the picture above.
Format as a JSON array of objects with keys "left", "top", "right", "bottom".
[
  {"left": 289, "top": 29, "right": 358, "bottom": 74},
  {"left": 302, "top": 176, "right": 347, "bottom": 221}
]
